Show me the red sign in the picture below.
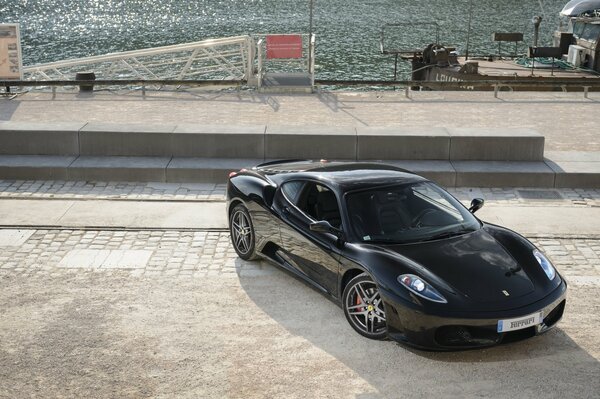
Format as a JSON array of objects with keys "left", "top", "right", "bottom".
[{"left": 266, "top": 35, "right": 303, "bottom": 59}]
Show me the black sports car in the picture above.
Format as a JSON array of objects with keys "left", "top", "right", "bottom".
[{"left": 226, "top": 160, "right": 567, "bottom": 350}]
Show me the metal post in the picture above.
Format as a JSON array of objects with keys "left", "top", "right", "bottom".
[
  {"left": 308, "top": 0, "right": 314, "bottom": 74},
  {"left": 465, "top": 0, "right": 474, "bottom": 61},
  {"left": 532, "top": 16, "right": 542, "bottom": 47}
]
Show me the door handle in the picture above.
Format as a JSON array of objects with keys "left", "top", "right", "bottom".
[{"left": 282, "top": 206, "right": 291, "bottom": 215}]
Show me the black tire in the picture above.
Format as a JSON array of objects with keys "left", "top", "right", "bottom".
[
  {"left": 342, "top": 273, "right": 387, "bottom": 340},
  {"left": 229, "top": 204, "right": 258, "bottom": 261}
]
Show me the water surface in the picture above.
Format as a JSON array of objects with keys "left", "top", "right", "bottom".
[{"left": 4, "top": 0, "right": 567, "bottom": 79}]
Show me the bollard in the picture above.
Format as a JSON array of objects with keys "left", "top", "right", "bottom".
[{"left": 75, "top": 71, "right": 96, "bottom": 92}]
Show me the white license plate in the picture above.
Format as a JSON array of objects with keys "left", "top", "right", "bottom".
[{"left": 497, "top": 312, "right": 543, "bottom": 333}]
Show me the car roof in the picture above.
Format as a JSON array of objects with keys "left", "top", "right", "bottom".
[{"left": 254, "top": 160, "right": 426, "bottom": 193}]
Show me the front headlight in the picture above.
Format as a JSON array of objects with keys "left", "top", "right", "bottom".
[
  {"left": 533, "top": 249, "right": 556, "bottom": 280},
  {"left": 398, "top": 274, "right": 447, "bottom": 303}
]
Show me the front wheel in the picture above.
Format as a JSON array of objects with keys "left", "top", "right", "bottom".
[
  {"left": 342, "top": 273, "right": 387, "bottom": 340},
  {"left": 229, "top": 204, "right": 258, "bottom": 260}
]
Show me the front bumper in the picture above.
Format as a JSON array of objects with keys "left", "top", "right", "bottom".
[{"left": 381, "top": 279, "right": 567, "bottom": 350}]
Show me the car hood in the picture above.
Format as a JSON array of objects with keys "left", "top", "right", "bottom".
[{"left": 381, "top": 229, "right": 535, "bottom": 303}]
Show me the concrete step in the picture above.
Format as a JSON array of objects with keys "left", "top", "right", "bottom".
[
  {"left": 0, "top": 122, "right": 545, "bottom": 161},
  {"left": 0, "top": 154, "right": 599, "bottom": 187},
  {"left": 0, "top": 156, "right": 261, "bottom": 183}
]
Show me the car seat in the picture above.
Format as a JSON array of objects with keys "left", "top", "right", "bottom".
[{"left": 316, "top": 190, "right": 342, "bottom": 228}]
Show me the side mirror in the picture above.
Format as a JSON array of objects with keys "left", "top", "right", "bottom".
[
  {"left": 469, "top": 198, "right": 485, "bottom": 213},
  {"left": 310, "top": 220, "right": 345, "bottom": 241}
]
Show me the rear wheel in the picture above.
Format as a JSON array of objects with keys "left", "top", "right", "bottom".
[
  {"left": 342, "top": 273, "right": 387, "bottom": 340},
  {"left": 229, "top": 204, "right": 258, "bottom": 260}
]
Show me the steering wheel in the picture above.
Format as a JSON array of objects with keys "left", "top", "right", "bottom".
[{"left": 411, "top": 209, "right": 437, "bottom": 228}]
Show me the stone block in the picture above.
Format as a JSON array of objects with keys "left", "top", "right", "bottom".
[
  {"left": 172, "top": 124, "right": 265, "bottom": 158},
  {"left": 68, "top": 156, "right": 170, "bottom": 182},
  {"left": 357, "top": 127, "right": 450, "bottom": 160},
  {"left": 265, "top": 125, "right": 356, "bottom": 160},
  {"left": 448, "top": 128, "right": 545, "bottom": 161},
  {"left": 166, "top": 157, "right": 262, "bottom": 183},
  {"left": 0, "top": 155, "right": 75, "bottom": 180},
  {"left": 80, "top": 123, "right": 175, "bottom": 156},
  {"left": 545, "top": 152, "right": 600, "bottom": 188},
  {"left": 453, "top": 161, "right": 555, "bottom": 187},
  {"left": 0, "top": 122, "right": 83, "bottom": 155}
]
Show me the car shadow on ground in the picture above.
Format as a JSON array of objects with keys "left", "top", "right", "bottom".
[{"left": 236, "top": 258, "right": 600, "bottom": 397}]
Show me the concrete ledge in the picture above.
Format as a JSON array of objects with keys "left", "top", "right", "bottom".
[
  {"left": 357, "top": 127, "right": 450, "bottom": 160},
  {"left": 80, "top": 123, "right": 176, "bottom": 157},
  {"left": 266, "top": 125, "right": 356, "bottom": 159},
  {"left": 545, "top": 151, "right": 600, "bottom": 188},
  {"left": 1, "top": 155, "right": 600, "bottom": 188},
  {"left": 172, "top": 124, "right": 265, "bottom": 158},
  {"left": 0, "top": 122, "right": 84, "bottom": 155},
  {"left": 453, "top": 161, "right": 555, "bottom": 187},
  {"left": 448, "top": 128, "right": 545, "bottom": 161},
  {"left": 1, "top": 122, "right": 549, "bottom": 162},
  {"left": 166, "top": 157, "right": 262, "bottom": 183},
  {"left": 68, "top": 156, "right": 171, "bottom": 182},
  {"left": 386, "top": 160, "right": 456, "bottom": 187},
  {"left": 0, "top": 155, "right": 75, "bottom": 180}
]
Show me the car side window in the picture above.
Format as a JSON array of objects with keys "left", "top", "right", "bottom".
[
  {"left": 281, "top": 181, "right": 305, "bottom": 204},
  {"left": 295, "top": 182, "right": 342, "bottom": 229}
]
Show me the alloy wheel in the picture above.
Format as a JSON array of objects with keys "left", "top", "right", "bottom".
[
  {"left": 231, "top": 209, "right": 253, "bottom": 256},
  {"left": 345, "top": 278, "right": 387, "bottom": 337}
]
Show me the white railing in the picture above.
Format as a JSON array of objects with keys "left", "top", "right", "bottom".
[
  {"left": 257, "top": 38, "right": 264, "bottom": 88},
  {"left": 23, "top": 35, "right": 255, "bottom": 82}
]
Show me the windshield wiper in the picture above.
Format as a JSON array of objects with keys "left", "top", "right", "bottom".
[{"left": 417, "top": 229, "right": 474, "bottom": 243}]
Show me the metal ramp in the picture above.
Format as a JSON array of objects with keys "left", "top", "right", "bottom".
[
  {"left": 261, "top": 72, "right": 313, "bottom": 93},
  {"left": 257, "top": 34, "right": 315, "bottom": 92},
  {"left": 19, "top": 34, "right": 316, "bottom": 92},
  {"left": 22, "top": 36, "right": 257, "bottom": 85}
]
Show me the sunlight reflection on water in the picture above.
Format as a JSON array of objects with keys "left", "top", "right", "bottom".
[{"left": 5, "top": 0, "right": 567, "bottom": 79}]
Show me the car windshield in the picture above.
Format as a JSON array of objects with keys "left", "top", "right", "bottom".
[{"left": 346, "top": 181, "right": 480, "bottom": 244}]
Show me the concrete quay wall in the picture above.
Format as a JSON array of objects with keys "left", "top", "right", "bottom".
[
  {"left": 0, "top": 122, "right": 545, "bottom": 161},
  {"left": 1, "top": 122, "right": 599, "bottom": 188}
]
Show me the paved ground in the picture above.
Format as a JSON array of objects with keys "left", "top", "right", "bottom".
[
  {"left": 1, "top": 180, "right": 600, "bottom": 398},
  {"left": 2, "top": 179, "right": 600, "bottom": 206},
  {"left": 0, "top": 180, "right": 226, "bottom": 201},
  {"left": 2, "top": 90, "right": 600, "bottom": 151},
  {"left": 1, "top": 229, "right": 599, "bottom": 398}
]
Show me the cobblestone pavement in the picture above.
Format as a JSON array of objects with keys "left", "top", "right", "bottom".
[
  {"left": 2, "top": 180, "right": 600, "bottom": 207},
  {"left": 0, "top": 180, "right": 226, "bottom": 201},
  {"left": 0, "top": 229, "right": 598, "bottom": 282}
]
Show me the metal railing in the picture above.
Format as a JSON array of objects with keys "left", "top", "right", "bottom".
[
  {"left": 314, "top": 79, "right": 600, "bottom": 98},
  {"left": 22, "top": 36, "right": 256, "bottom": 83},
  {"left": 3, "top": 78, "right": 599, "bottom": 99}
]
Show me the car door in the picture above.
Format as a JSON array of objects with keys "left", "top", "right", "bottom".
[{"left": 272, "top": 180, "right": 343, "bottom": 296}]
